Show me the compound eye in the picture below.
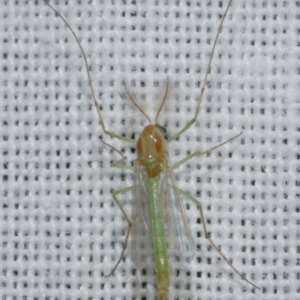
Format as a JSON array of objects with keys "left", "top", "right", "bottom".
[{"left": 156, "top": 125, "right": 167, "bottom": 135}]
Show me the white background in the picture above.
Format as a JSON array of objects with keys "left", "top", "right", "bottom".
[{"left": 0, "top": 0, "right": 299, "bottom": 299}]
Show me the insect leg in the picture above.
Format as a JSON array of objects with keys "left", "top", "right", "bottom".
[
  {"left": 171, "top": 132, "right": 242, "bottom": 171},
  {"left": 101, "top": 140, "right": 134, "bottom": 171},
  {"left": 43, "top": 0, "right": 135, "bottom": 144},
  {"left": 168, "top": 0, "right": 233, "bottom": 143},
  {"left": 100, "top": 140, "right": 134, "bottom": 276},
  {"left": 177, "top": 188, "right": 260, "bottom": 290},
  {"left": 105, "top": 186, "right": 134, "bottom": 277}
]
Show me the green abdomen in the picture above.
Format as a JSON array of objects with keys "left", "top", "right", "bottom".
[{"left": 147, "top": 176, "right": 170, "bottom": 297}]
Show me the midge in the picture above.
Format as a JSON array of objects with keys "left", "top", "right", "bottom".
[{"left": 44, "top": 0, "right": 260, "bottom": 298}]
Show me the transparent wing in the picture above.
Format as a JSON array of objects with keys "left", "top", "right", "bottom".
[
  {"left": 130, "top": 161, "right": 154, "bottom": 269},
  {"left": 130, "top": 157, "right": 195, "bottom": 268},
  {"left": 162, "top": 158, "right": 195, "bottom": 263}
]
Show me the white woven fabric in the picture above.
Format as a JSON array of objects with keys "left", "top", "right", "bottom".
[{"left": 0, "top": 1, "right": 299, "bottom": 299}]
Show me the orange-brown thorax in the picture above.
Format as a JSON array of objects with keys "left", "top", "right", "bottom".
[{"left": 136, "top": 124, "right": 167, "bottom": 178}]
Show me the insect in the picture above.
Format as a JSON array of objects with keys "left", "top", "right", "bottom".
[{"left": 43, "top": 0, "right": 260, "bottom": 298}]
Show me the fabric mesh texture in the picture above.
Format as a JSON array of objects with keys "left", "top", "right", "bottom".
[{"left": 0, "top": 1, "right": 299, "bottom": 299}]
